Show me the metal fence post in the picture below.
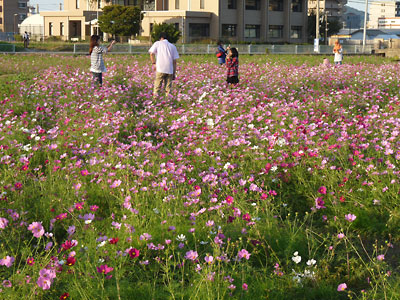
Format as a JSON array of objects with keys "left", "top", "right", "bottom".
[
  {"left": 295, "top": 45, "right": 298, "bottom": 54},
  {"left": 129, "top": 44, "right": 132, "bottom": 54},
  {"left": 73, "top": 44, "right": 76, "bottom": 54},
  {"left": 271, "top": 45, "right": 275, "bottom": 54},
  {"left": 182, "top": 44, "right": 185, "bottom": 54},
  {"left": 12, "top": 44, "right": 16, "bottom": 53},
  {"left": 207, "top": 44, "right": 210, "bottom": 54},
  {"left": 248, "top": 44, "right": 251, "bottom": 54}
]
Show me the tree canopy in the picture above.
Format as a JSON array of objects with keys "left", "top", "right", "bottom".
[
  {"left": 98, "top": 5, "right": 143, "bottom": 37},
  {"left": 151, "top": 23, "right": 182, "bottom": 44}
]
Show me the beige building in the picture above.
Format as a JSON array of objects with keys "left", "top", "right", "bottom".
[
  {"left": 308, "top": 0, "right": 347, "bottom": 19},
  {"left": 41, "top": 0, "right": 104, "bottom": 40},
  {"left": 142, "top": 0, "right": 308, "bottom": 43},
  {"left": 40, "top": 0, "right": 308, "bottom": 43},
  {"left": 0, "top": 0, "right": 29, "bottom": 33}
]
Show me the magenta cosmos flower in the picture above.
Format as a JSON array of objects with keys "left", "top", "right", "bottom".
[
  {"left": 97, "top": 264, "right": 114, "bottom": 274},
  {"left": 337, "top": 283, "right": 347, "bottom": 291},
  {"left": 0, "top": 217, "right": 9, "bottom": 229},
  {"left": 28, "top": 222, "right": 45, "bottom": 238}
]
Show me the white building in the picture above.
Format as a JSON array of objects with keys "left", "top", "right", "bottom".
[
  {"left": 378, "top": 16, "right": 400, "bottom": 28},
  {"left": 369, "top": 1, "right": 396, "bottom": 28},
  {"left": 19, "top": 14, "right": 44, "bottom": 41}
]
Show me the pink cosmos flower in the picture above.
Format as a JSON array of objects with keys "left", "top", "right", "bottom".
[
  {"left": 185, "top": 250, "right": 199, "bottom": 261},
  {"left": 237, "top": 249, "right": 251, "bottom": 260},
  {"left": 337, "top": 283, "right": 347, "bottom": 292},
  {"left": 26, "top": 257, "right": 35, "bottom": 266},
  {"left": 337, "top": 233, "right": 345, "bottom": 239},
  {"left": 204, "top": 255, "right": 214, "bottom": 264},
  {"left": 344, "top": 214, "right": 357, "bottom": 222},
  {"left": 28, "top": 222, "right": 45, "bottom": 238},
  {"left": 0, "top": 217, "right": 9, "bottom": 229},
  {"left": 315, "top": 197, "right": 326, "bottom": 209},
  {"left": 0, "top": 256, "right": 15, "bottom": 268},
  {"left": 242, "top": 283, "right": 248, "bottom": 291},
  {"left": 2, "top": 280, "right": 12, "bottom": 288},
  {"left": 377, "top": 255, "right": 385, "bottom": 261},
  {"left": 37, "top": 276, "right": 52, "bottom": 290}
]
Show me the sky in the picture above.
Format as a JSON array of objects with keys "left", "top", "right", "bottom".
[{"left": 28, "top": 0, "right": 377, "bottom": 13}]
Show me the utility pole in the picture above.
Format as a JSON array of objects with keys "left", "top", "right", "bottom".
[
  {"left": 316, "top": 0, "right": 320, "bottom": 41},
  {"left": 325, "top": 12, "right": 329, "bottom": 45},
  {"left": 362, "top": 0, "right": 368, "bottom": 52}
]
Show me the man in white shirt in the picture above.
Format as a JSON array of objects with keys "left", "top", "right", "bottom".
[{"left": 149, "top": 32, "right": 179, "bottom": 98}]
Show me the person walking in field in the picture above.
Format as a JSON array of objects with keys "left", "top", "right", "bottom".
[
  {"left": 23, "top": 31, "right": 30, "bottom": 48},
  {"left": 226, "top": 46, "right": 239, "bottom": 85},
  {"left": 89, "top": 35, "right": 116, "bottom": 87},
  {"left": 149, "top": 32, "right": 179, "bottom": 98},
  {"left": 333, "top": 40, "right": 343, "bottom": 65},
  {"left": 216, "top": 41, "right": 226, "bottom": 65}
]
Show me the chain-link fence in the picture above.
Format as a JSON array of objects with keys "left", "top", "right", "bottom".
[
  {"left": 0, "top": 43, "right": 374, "bottom": 54},
  {"left": 73, "top": 43, "right": 374, "bottom": 55}
]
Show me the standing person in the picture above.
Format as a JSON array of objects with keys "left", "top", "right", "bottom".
[
  {"left": 89, "top": 35, "right": 116, "bottom": 87},
  {"left": 226, "top": 47, "right": 239, "bottom": 85},
  {"left": 149, "top": 32, "right": 179, "bottom": 98},
  {"left": 216, "top": 41, "right": 226, "bottom": 65},
  {"left": 333, "top": 40, "right": 343, "bottom": 65},
  {"left": 23, "top": 31, "right": 30, "bottom": 48}
]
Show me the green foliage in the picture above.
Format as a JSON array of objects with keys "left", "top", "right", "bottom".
[
  {"left": 308, "top": 14, "right": 342, "bottom": 41},
  {"left": 151, "top": 23, "right": 181, "bottom": 44},
  {"left": 98, "top": 5, "right": 143, "bottom": 37}
]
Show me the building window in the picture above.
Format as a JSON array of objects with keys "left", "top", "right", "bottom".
[
  {"left": 76, "top": 0, "right": 80, "bottom": 9},
  {"left": 200, "top": 0, "right": 205, "bottom": 9},
  {"left": 292, "top": 0, "right": 302, "bottom": 12},
  {"left": 244, "top": 24, "right": 260, "bottom": 38},
  {"left": 269, "top": 0, "right": 284, "bottom": 11},
  {"left": 290, "top": 26, "right": 302, "bottom": 38},
  {"left": 98, "top": 0, "right": 101, "bottom": 9},
  {"left": 246, "top": 0, "right": 260, "bottom": 10},
  {"left": 49, "top": 22, "right": 53, "bottom": 36},
  {"left": 175, "top": 0, "right": 179, "bottom": 9},
  {"left": 228, "top": 0, "right": 237, "bottom": 9},
  {"left": 0, "top": 17, "right": 2, "bottom": 25},
  {"left": 18, "top": 2, "right": 27, "bottom": 8},
  {"left": 19, "top": 13, "right": 27, "bottom": 21},
  {"left": 0, "top": 5, "right": 2, "bottom": 12},
  {"left": 60, "top": 22, "right": 64, "bottom": 36},
  {"left": 222, "top": 24, "right": 237, "bottom": 37},
  {"left": 269, "top": 25, "right": 283, "bottom": 38},
  {"left": 189, "top": 23, "right": 209, "bottom": 37}
]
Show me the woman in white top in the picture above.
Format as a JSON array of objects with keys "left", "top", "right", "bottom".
[
  {"left": 89, "top": 35, "right": 116, "bottom": 86},
  {"left": 333, "top": 40, "right": 343, "bottom": 65}
]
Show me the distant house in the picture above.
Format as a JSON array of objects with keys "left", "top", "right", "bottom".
[
  {"left": 349, "top": 28, "right": 400, "bottom": 40},
  {"left": 343, "top": 6, "right": 364, "bottom": 30}
]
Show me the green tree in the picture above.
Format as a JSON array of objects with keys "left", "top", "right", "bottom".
[
  {"left": 151, "top": 23, "right": 181, "bottom": 44},
  {"left": 98, "top": 5, "right": 143, "bottom": 37},
  {"left": 308, "top": 13, "right": 342, "bottom": 41}
]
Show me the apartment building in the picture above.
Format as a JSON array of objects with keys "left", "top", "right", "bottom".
[
  {"left": 142, "top": 0, "right": 308, "bottom": 43},
  {"left": 369, "top": 1, "right": 397, "bottom": 28},
  {"left": 308, "top": 0, "right": 347, "bottom": 19},
  {"left": 0, "top": 0, "right": 29, "bottom": 33},
  {"left": 41, "top": 0, "right": 308, "bottom": 43}
]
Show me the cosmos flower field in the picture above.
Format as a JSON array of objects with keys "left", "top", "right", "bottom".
[{"left": 0, "top": 54, "right": 399, "bottom": 299}]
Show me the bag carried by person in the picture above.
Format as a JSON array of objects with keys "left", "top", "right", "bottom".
[{"left": 216, "top": 52, "right": 223, "bottom": 58}]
